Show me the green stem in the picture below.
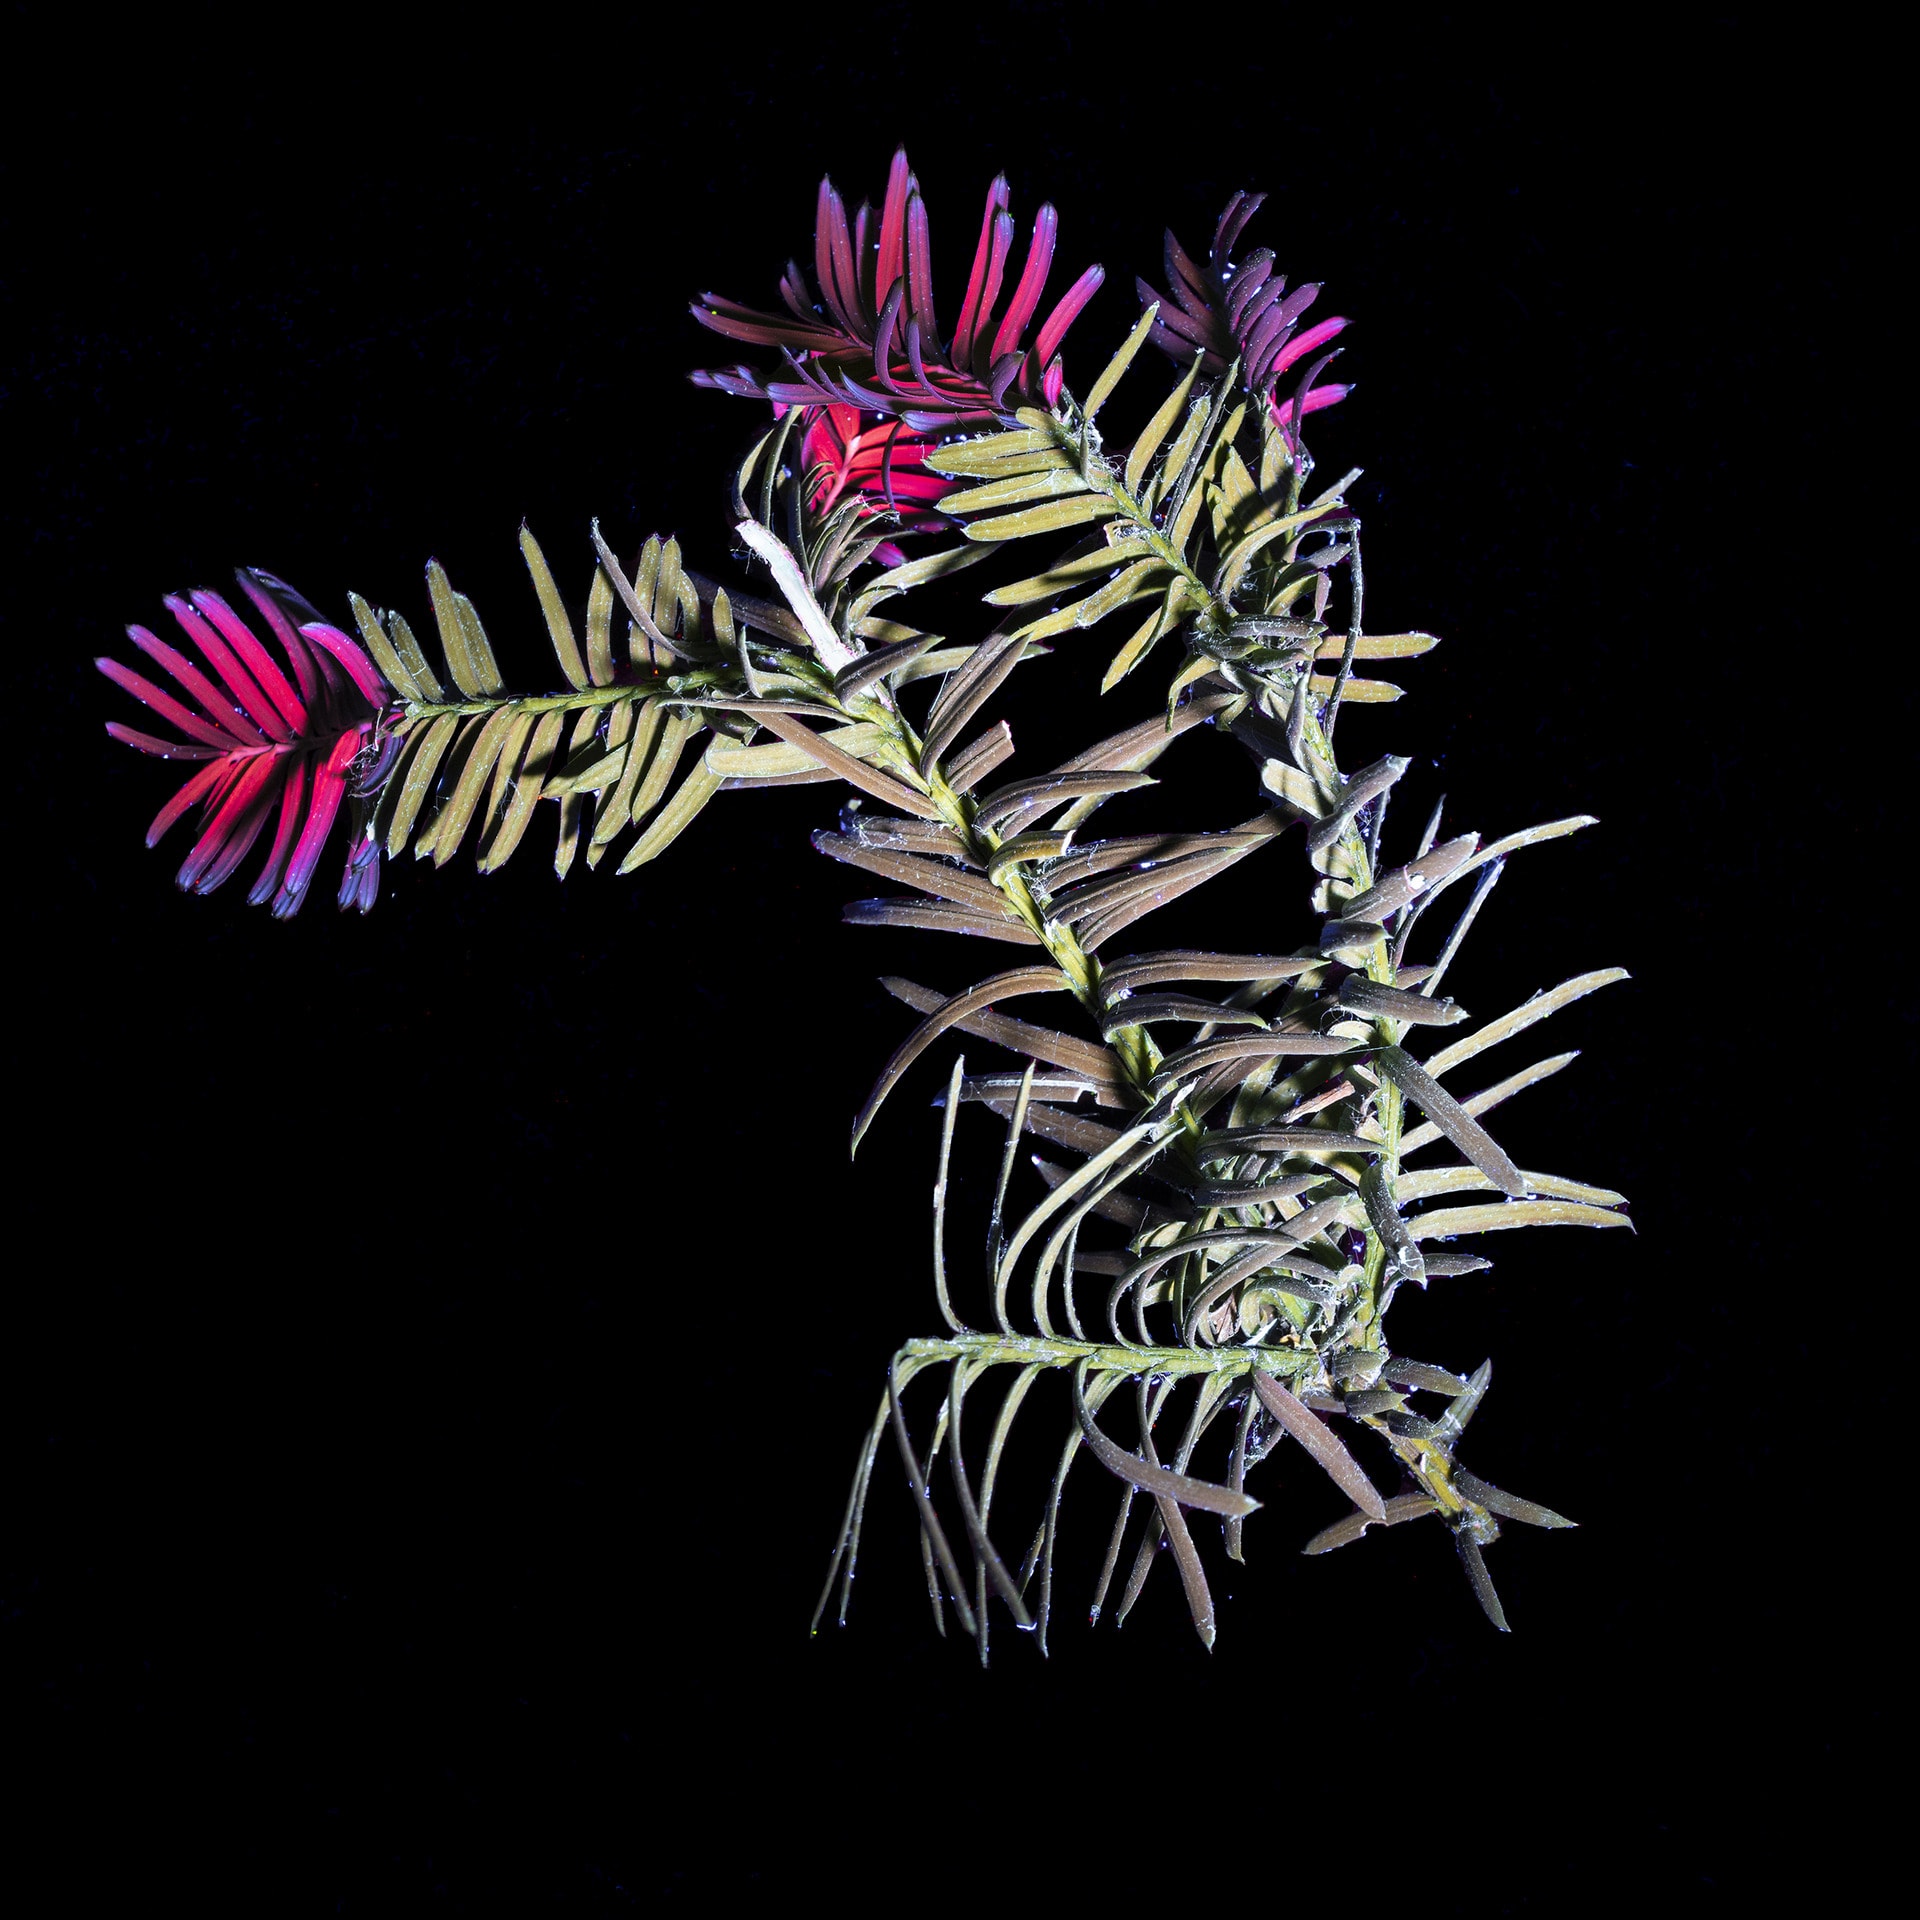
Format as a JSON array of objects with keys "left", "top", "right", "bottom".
[
  {"left": 1042, "top": 403, "right": 1416, "bottom": 1348},
  {"left": 903, "top": 1331, "right": 1318, "bottom": 1380},
  {"left": 401, "top": 680, "right": 664, "bottom": 724},
  {"left": 839, "top": 677, "right": 1162, "bottom": 1096}
]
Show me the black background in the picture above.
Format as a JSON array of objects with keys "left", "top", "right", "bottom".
[{"left": 5, "top": 6, "right": 1899, "bottom": 1908}]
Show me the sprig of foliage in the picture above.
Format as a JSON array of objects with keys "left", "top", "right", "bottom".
[{"left": 99, "top": 151, "right": 1627, "bottom": 1655}]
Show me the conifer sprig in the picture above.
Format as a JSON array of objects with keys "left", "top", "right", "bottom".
[{"left": 98, "top": 154, "right": 1627, "bottom": 1654}]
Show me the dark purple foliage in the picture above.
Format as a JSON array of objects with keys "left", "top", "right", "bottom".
[{"left": 1137, "top": 190, "right": 1352, "bottom": 439}]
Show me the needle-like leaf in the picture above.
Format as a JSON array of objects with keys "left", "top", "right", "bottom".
[
  {"left": 814, "top": 831, "right": 1022, "bottom": 917},
  {"left": 1374, "top": 1044, "right": 1529, "bottom": 1196},
  {"left": 973, "top": 769, "right": 1157, "bottom": 837},
  {"left": 1250, "top": 1372, "right": 1387, "bottom": 1520},
  {"left": 1303, "top": 1492, "right": 1440, "bottom": 1556},
  {"left": 1455, "top": 1468, "right": 1576, "bottom": 1530},
  {"left": 1399, "top": 1052, "right": 1581, "bottom": 1156},
  {"left": 945, "top": 1364, "right": 1035, "bottom": 1648},
  {"left": 881, "top": 976, "right": 1126, "bottom": 1096},
  {"left": 888, "top": 1357, "right": 978, "bottom": 1640},
  {"left": 1408, "top": 1200, "right": 1631, "bottom": 1239},
  {"left": 746, "top": 705, "right": 945, "bottom": 819},
  {"left": 852, "top": 968, "right": 1064, "bottom": 1152},
  {"left": 1455, "top": 1533, "right": 1511, "bottom": 1631},
  {"left": 1424, "top": 971, "right": 1630, "bottom": 1079},
  {"left": 1074, "top": 1361, "right": 1258, "bottom": 1518}
]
